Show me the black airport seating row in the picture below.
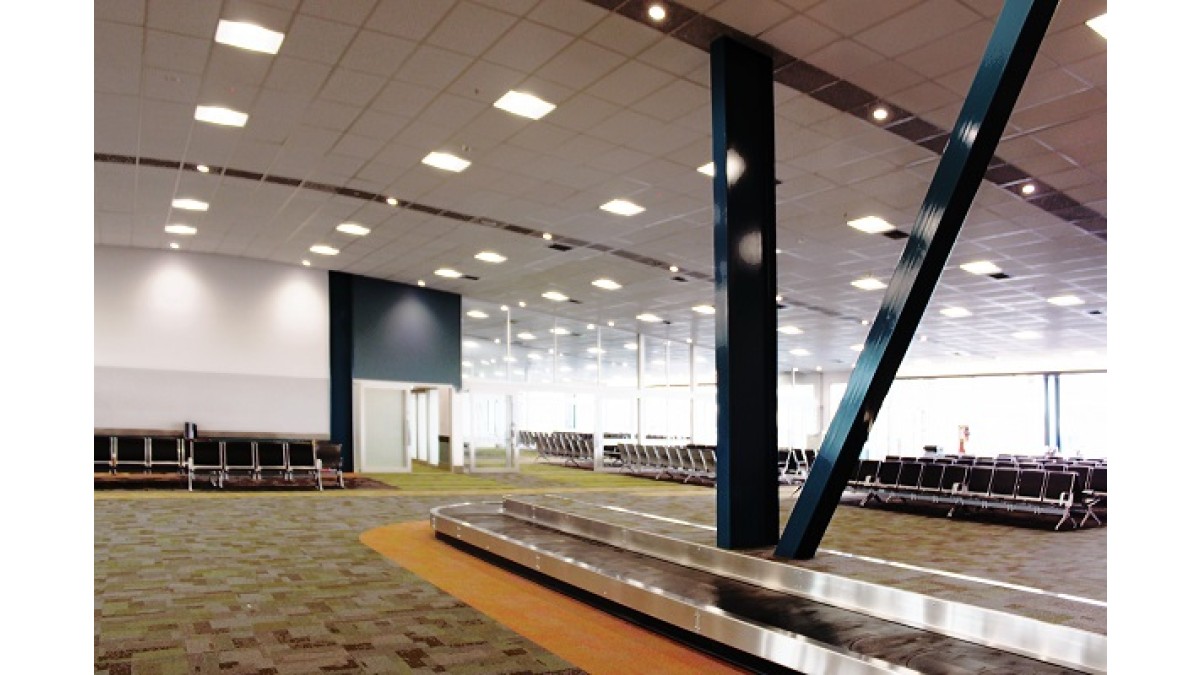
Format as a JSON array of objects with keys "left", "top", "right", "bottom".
[
  {"left": 95, "top": 435, "right": 344, "bottom": 491},
  {"left": 845, "top": 458, "right": 1107, "bottom": 529},
  {"left": 616, "top": 443, "right": 717, "bottom": 483},
  {"left": 883, "top": 454, "right": 1107, "bottom": 468},
  {"left": 525, "top": 431, "right": 601, "bottom": 467}
]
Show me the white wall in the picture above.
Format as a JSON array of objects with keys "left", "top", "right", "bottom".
[{"left": 95, "top": 246, "right": 330, "bottom": 435}]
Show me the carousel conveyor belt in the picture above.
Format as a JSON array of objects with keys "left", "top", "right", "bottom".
[{"left": 429, "top": 499, "right": 1105, "bottom": 675}]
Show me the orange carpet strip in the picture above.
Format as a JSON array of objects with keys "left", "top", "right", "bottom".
[{"left": 361, "top": 521, "right": 745, "bottom": 675}]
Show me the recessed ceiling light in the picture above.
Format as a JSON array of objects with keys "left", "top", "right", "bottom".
[
  {"left": 493, "top": 338, "right": 501, "bottom": 344},
  {"left": 1020, "top": 183, "right": 1036, "bottom": 195},
  {"left": 542, "top": 291, "right": 568, "bottom": 302},
  {"left": 592, "top": 278, "right": 622, "bottom": 290},
  {"left": 851, "top": 277, "right": 887, "bottom": 291},
  {"left": 196, "top": 164, "right": 210, "bottom": 173},
  {"left": 466, "top": 310, "right": 488, "bottom": 319},
  {"left": 586, "top": 323, "right": 595, "bottom": 330},
  {"left": 463, "top": 340, "right": 479, "bottom": 349},
  {"left": 959, "top": 260, "right": 1002, "bottom": 275},
  {"left": 500, "top": 305, "right": 509, "bottom": 312},
  {"left": 214, "top": 19, "right": 285, "bottom": 54},
  {"left": 624, "top": 342, "right": 638, "bottom": 350},
  {"left": 871, "top": 106, "right": 889, "bottom": 121},
  {"left": 636, "top": 313, "right": 662, "bottom": 323},
  {"left": 435, "top": 268, "right": 462, "bottom": 278},
  {"left": 301, "top": 260, "right": 311, "bottom": 267},
  {"left": 919, "top": 335, "right": 928, "bottom": 342},
  {"left": 1012, "top": 331, "right": 1041, "bottom": 340},
  {"left": 775, "top": 295, "right": 782, "bottom": 302},
  {"left": 1086, "top": 13, "right": 1108, "bottom": 39},
  {"left": 940, "top": 307, "right": 972, "bottom": 318},
  {"left": 517, "top": 332, "right": 536, "bottom": 340},
  {"left": 607, "top": 321, "right": 615, "bottom": 327},
  {"left": 169, "top": 242, "right": 180, "bottom": 249},
  {"left": 542, "top": 232, "right": 553, "bottom": 240},
  {"left": 493, "top": 90, "right": 557, "bottom": 120},
  {"left": 417, "top": 280, "right": 425, "bottom": 287},
  {"left": 778, "top": 326, "right": 803, "bottom": 335},
  {"left": 851, "top": 344, "right": 864, "bottom": 352},
  {"left": 1048, "top": 295, "right": 1083, "bottom": 306},
  {"left": 386, "top": 197, "right": 399, "bottom": 206},
  {"left": 600, "top": 199, "right": 645, "bottom": 216},
  {"left": 519, "top": 301, "right": 526, "bottom": 308},
  {"left": 648, "top": 3, "right": 667, "bottom": 21},
  {"left": 669, "top": 265, "right": 679, "bottom": 273},
  {"left": 463, "top": 360, "right": 473, "bottom": 367},
  {"left": 550, "top": 327, "right": 570, "bottom": 335},
  {"left": 847, "top": 216, "right": 896, "bottom": 234},
  {"left": 527, "top": 353, "right": 542, "bottom": 361},
  {"left": 164, "top": 224, "right": 197, "bottom": 235},
  {"left": 195, "top": 105, "right": 248, "bottom": 127},
  {"left": 422, "top": 151, "right": 471, "bottom": 172},
  {"left": 310, "top": 244, "right": 339, "bottom": 256},
  {"left": 172, "top": 198, "right": 209, "bottom": 211},
  {"left": 861, "top": 319, "right": 870, "bottom": 326},
  {"left": 790, "top": 348, "right": 810, "bottom": 356},
  {"left": 692, "top": 304, "right": 715, "bottom": 315},
  {"left": 587, "top": 347, "right": 606, "bottom": 355},
  {"left": 475, "top": 251, "right": 507, "bottom": 263},
  {"left": 686, "top": 338, "right": 693, "bottom": 344},
  {"left": 336, "top": 222, "right": 370, "bottom": 236},
  {"left": 697, "top": 162, "right": 715, "bottom": 177}
]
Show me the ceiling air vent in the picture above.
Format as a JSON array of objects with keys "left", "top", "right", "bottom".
[
  {"left": 672, "top": 276, "right": 687, "bottom": 282},
  {"left": 548, "top": 243, "right": 573, "bottom": 251},
  {"left": 461, "top": 275, "right": 480, "bottom": 281},
  {"left": 989, "top": 272, "right": 1011, "bottom": 280},
  {"left": 882, "top": 230, "right": 909, "bottom": 240}
]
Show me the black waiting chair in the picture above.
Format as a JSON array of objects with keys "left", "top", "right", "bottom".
[
  {"left": 316, "top": 442, "right": 345, "bottom": 489},
  {"left": 286, "top": 440, "right": 320, "bottom": 487},
  {"left": 147, "top": 437, "right": 183, "bottom": 474},
  {"left": 114, "top": 437, "right": 148, "bottom": 472},
  {"left": 256, "top": 441, "right": 288, "bottom": 479},
  {"left": 223, "top": 440, "right": 257, "bottom": 481},
  {"left": 95, "top": 436, "right": 114, "bottom": 473},
  {"left": 188, "top": 440, "right": 224, "bottom": 490}
]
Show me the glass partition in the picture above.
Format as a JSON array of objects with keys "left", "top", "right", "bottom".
[{"left": 1058, "top": 372, "right": 1108, "bottom": 458}]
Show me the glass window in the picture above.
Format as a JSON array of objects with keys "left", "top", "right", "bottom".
[{"left": 1058, "top": 372, "right": 1108, "bottom": 459}]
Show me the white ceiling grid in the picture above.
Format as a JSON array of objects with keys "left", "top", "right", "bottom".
[{"left": 94, "top": 0, "right": 1106, "bottom": 375}]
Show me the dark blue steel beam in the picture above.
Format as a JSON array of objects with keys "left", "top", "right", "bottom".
[
  {"left": 711, "top": 36, "right": 779, "bottom": 549},
  {"left": 776, "top": 0, "right": 1058, "bottom": 560}
]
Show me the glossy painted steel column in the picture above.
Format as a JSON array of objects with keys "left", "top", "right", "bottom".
[
  {"left": 711, "top": 36, "right": 778, "bottom": 549},
  {"left": 776, "top": 0, "right": 1059, "bottom": 560},
  {"left": 328, "top": 271, "right": 354, "bottom": 472}
]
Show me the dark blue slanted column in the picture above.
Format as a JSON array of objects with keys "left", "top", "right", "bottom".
[
  {"left": 776, "top": 0, "right": 1059, "bottom": 560},
  {"left": 329, "top": 271, "right": 354, "bottom": 472},
  {"left": 711, "top": 36, "right": 778, "bottom": 549}
]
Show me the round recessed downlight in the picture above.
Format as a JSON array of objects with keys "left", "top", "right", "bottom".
[
  {"left": 1021, "top": 183, "right": 1036, "bottom": 195},
  {"left": 872, "top": 106, "right": 889, "bottom": 121},
  {"left": 648, "top": 4, "right": 666, "bottom": 21}
]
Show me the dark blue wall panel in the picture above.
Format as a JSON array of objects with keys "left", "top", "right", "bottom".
[{"left": 349, "top": 275, "right": 462, "bottom": 389}]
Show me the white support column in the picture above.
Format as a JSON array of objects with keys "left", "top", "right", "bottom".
[
  {"left": 689, "top": 341, "right": 697, "bottom": 444},
  {"left": 636, "top": 333, "right": 647, "bottom": 446},
  {"left": 449, "top": 388, "right": 465, "bottom": 472}
]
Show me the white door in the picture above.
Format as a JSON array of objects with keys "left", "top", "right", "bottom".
[{"left": 357, "top": 383, "right": 410, "bottom": 472}]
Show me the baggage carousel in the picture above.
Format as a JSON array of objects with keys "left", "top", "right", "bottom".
[{"left": 430, "top": 498, "right": 1106, "bottom": 674}]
